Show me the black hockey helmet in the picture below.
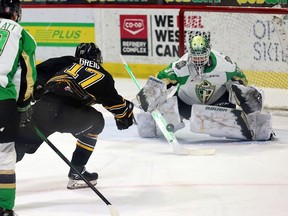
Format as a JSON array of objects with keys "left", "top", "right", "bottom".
[
  {"left": 0, "top": 0, "right": 21, "bottom": 22},
  {"left": 75, "top": 43, "right": 103, "bottom": 64}
]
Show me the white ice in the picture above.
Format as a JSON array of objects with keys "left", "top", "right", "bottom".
[{"left": 15, "top": 78, "right": 288, "bottom": 216}]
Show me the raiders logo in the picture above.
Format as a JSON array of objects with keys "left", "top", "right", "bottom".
[{"left": 196, "top": 80, "right": 215, "bottom": 103}]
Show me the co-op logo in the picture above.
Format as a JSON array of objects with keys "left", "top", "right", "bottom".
[{"left": 123, "top": 19, "right": 145, "bottom": 35}]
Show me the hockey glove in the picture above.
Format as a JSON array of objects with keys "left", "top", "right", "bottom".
[
  {"left": 18, "top": 104, "right": 33, "bottom": 127},
  {"left": 231, "top": 84, "right": 263, "bottom": 114},
  {"left": 82, "top": 93, "right": 97, "bottom": 106},
  {"left": 33, "top": 81, "right": 45, "bottom": 101},
  {"left": 136, "top": 76, "right": 167, "bottom": 112},
  {"left": 114, "top": 100, "right": 134, "bottom": 130}
]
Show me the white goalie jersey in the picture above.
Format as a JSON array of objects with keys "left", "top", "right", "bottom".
[{"left": 159, "top": 49, "right": 246, "bottom": 106}]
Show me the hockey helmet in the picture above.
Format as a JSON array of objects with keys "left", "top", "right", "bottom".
[
  {"left": 75, "top": 43, "right": 103, "bottom": 64},
  {"left": 0, "top": 0, "right": 21, "bottom": 22},
  {"left": 189, "top": 35, "right": 211, "bottom": 69}
]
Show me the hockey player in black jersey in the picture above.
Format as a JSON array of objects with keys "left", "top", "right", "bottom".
[{"left": 16, "top": 43, "right": 134, "bottom": 189}]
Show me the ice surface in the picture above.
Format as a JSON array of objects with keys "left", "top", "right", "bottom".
[{"left": 15, "top": 79, "right": 288, "bottom": 216}]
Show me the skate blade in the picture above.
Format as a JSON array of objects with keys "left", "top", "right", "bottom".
[{"left": 67, "top": 179, "right": 97, "bottom": 190}]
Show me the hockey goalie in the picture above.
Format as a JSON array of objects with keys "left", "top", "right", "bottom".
[{"left": 135, "top": 35, "right": 273, "bottom": 141}]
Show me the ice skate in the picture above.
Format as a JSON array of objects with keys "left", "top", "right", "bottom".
[{"left": 67, "top": 166, "right": 98, "bottom": 190}]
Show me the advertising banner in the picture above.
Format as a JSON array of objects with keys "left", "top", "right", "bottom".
[
  {"left": 120, "top": 15, "right": 149, "bottom": 56},
  {"left": 21, "top": 22, "right": 95, "bottom": 46}
]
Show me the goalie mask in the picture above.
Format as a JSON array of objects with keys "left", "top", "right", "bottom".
[
  {"left": 0, "top": 0, "right": 21, "bottom": 22},
  {"left": 75, "top": 43, "right": 103, "bottom": 64},
  {"left": 188, "top": 36, "right": 211, "bottom": 75}
]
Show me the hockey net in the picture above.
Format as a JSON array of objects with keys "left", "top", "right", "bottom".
[{"left": 178, "top": 6, "right": 288, "bottom": 116}]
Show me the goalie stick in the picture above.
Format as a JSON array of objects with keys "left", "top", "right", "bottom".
[
  {"left": 119, "top": 54, "right": 216, "bottom": 156},
  {"left": 31, "top": 124, "right": 119, "bottom": 216}
]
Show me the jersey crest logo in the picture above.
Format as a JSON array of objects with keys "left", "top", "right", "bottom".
[{"left": 195, "top": 80, "right": 215, "bottom": 103}]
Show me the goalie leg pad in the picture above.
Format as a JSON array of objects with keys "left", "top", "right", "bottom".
[
  {"left": 137, "top": 97, "right": 185, "bottom": 138},
  {"left": 158, "top": 96, "right": 185, "bottom": 132},
  {"left": 190, "top": 104, "right": 272, "bottom": 141},
  {"left": 246, "top": 111, "right": 273, "bottom": 141},
  {"left": 136, "top": 112, "right": 157, "bottom": 138},
  {"left": 232, "top": 84, "right": 263, "bottom": 114},
  {"left": 190, "top": 104, "right": 252, "bottom": 140}
]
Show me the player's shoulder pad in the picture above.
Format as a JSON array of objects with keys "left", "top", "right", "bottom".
[{"left": 172, "top": 53, "right": 189, "bottom": 70}]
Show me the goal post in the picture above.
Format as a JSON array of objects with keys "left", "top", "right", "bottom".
[{"left": 178, "top": 6, "right": 288, "bottom": 114}]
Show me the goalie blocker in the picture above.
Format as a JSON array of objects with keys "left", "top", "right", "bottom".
[{"left": 190, "top": 104, "right": 273, "bottom": 141}]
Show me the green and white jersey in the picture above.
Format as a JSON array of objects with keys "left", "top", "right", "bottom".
[
  {"left": 157, "top": 49, "right": 247, "bottom": 105},
  {"left": 0, "top": 18, "right": 37, "bottom": 107}
]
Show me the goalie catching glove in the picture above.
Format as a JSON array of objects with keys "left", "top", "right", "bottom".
[
  {"left": 231, "top": 83, "right": 263, "bottom": 114},
  {"left": 114, "top": 100, "right": 134, "bottom": 130},
  {"left": 136, "top": 76, "right": 168, "bottom": 112}
]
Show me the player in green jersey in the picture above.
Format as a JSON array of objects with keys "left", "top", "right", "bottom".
[{"left": 0, "top": 1, "right": 37, "bottom": 215}]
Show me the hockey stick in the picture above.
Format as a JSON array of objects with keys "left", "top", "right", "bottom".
[
  {"left": 30, "top": 124, "right": 120, "bottom": 216},
  {"left": 119, "top": 54, "right": 216, "bottom": 156}
]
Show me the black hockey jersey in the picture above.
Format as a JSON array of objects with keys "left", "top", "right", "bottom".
[{"left": 36, "top": 56, "right": 129, "bottom": 118}]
